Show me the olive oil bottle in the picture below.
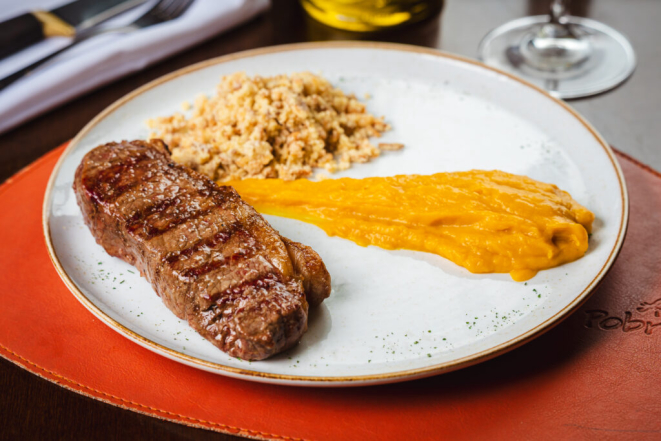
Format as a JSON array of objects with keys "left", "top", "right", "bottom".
[{"left": 301, "top": 0, "right": 443, "bottom": 32}]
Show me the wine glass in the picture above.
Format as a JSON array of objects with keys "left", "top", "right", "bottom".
[{"left": 477, "top": 0, "right": 636, "bottom": 99}]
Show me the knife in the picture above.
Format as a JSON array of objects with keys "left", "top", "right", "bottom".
[{"left": 0, "top": 0, "right": 147, "bottom": 60}]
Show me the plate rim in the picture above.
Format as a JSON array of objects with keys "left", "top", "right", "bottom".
[{"left": 42, "top": 41, "right": 629, "bottom": 385}]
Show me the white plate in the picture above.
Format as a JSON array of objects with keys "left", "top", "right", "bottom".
[{"left": 43, "top": 42, "right": 627, "bottom": 387}]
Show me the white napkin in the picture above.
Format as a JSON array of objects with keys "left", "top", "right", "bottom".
[{"left": 0, "top": 0, "right": 270, "bottom": 135}]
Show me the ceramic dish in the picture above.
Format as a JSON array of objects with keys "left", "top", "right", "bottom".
[{"left": 43, "top": 42, "right": 628, "bottom": 387}]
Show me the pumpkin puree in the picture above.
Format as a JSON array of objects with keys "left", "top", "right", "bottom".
[{"left": 228, "top": 171, "right": 594, "bottom": 281}]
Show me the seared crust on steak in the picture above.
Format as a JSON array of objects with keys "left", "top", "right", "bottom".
[
  {"left": 281, "top": 237, "right": 331, "bottom": 307},
  {"left": 73, "top": 140, "right": 331, "bottom": 360}
]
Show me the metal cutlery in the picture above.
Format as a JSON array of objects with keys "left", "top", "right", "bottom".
[{"left": 0, "top": 0, "right": 194, "bottom": 92}]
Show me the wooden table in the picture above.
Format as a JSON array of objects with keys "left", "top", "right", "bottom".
[{"left": 1, "top": 0, "right": 659, "bottom": 439}]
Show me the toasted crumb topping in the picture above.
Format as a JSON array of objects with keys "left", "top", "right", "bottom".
[
  {"left": 378, "top": 143, "right": 405, "bottom": 151},
  {"left": 147, "top": 72, "right": 400, "bottom": 182}
]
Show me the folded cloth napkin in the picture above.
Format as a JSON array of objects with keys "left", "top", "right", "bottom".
[{"left": 0, "top": 0, "right": 270, "bottom": 135}]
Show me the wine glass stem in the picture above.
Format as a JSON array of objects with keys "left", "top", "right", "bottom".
[{"left": 550, "top": 0, "right": 569, "bottom": 24}]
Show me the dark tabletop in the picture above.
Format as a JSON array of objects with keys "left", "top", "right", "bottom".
[{"left": 1, "top": 0, "right": 660, "bottom": 439}]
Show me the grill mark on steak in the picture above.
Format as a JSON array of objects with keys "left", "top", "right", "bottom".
[
  {"left": 130, "top": 187, "right": 238, "bottom": 241},
  {"left": 126, "top": 195, "right": 183, "bottom": 232},
  {"left": 164, "top": 221, "right": 241, "bottom": 265},
  {"left": 213, "top": 272, "right": 279, "bottom": 306},
  {"left": 194, "top": 271, "right": 306, "bottom": 356},
  {"left": 123, "top": 196, "right": 241, "bottom": 257},
  {"left": 133, "top": 206, "right": 215, "bottom": 240},
  {"left": 188, "top": 255, "right": 276, "bottom": 313},
  {"left": 73, "top": 139, "right": 331, "bottom": 360},
  {"left": 83, "top": 150, "right": 153, "bottom": 204},
  {"left": 109, "top": 181, "right": 142, "bottom": 203},
  {"left": 178, "top": 233, "right": 257, "bottom": 280}
]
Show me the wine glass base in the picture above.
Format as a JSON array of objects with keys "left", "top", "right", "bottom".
[{"left": 478, "top": 16, "right": 636, "bottom": 99}]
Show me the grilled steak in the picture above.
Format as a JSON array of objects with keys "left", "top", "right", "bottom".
[{"left": 74, "top": 140, "right": 331, "bottom": 360}]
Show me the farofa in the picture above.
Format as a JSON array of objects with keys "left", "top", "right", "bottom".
[{"left": 147, "top": 72, "right": 399, "bottom": 181}]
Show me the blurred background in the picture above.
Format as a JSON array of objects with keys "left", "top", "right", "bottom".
[{"left": 1, "top": 0, "right": 660, "bottom": 439}]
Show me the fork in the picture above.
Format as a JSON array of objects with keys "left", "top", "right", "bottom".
[{"left": 0, "top": 0, "right": 194, "bottom": 92}]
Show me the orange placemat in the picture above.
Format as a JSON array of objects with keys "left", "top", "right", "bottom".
[{"left": 1, "top": 144, "right": 661, "bottom": 440}]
